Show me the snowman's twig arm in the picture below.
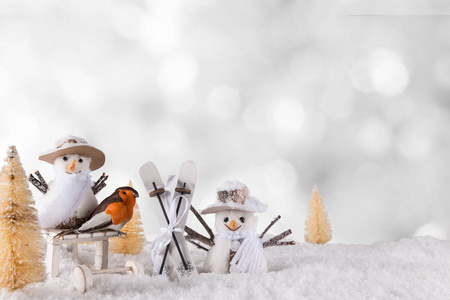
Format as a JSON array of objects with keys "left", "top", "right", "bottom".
[
  {"left": 186, "top": 239, "right": 209, "bottom": 251},
  {"left": 34, "top": 171, "right": 48, "bottom": 189},
  {"left": 94, "top": 173, "right": 108, "bottom": 186},
  {"left": 28, "top": 171, "right": 48, "bottom": 194},
  {"left": 275, "top": 241, "right": 296, "bottom": 246},
  {"left": 92, "top": 173, "right": 108, "bottom": 195},
  {"left": 185, "top": 226, "right": 215, "bottom": 247},
  {"left": 189, "top": 205, "right": 215, "bottom": 241},
  {"left": 92, "top": 182, "right": 106, "bottom": 195},
  {"left": 260, "top": 215, "right": 281, "bottom": 239},
  {"left": 262, "top": 229, "right": 292, "bottom": 248}
]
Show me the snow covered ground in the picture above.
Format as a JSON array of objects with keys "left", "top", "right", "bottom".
[{"left": 2, "top": 236, "right": 450, "bottom": 299}]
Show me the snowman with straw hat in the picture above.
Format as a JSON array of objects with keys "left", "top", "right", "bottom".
[
  {"left": 201, "top": 180, "right": 268, "bottom": 274},
  {"left": 33, "top": 135, "right": 106, "bottom": 229}
]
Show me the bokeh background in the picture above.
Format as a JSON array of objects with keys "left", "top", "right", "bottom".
[{"left": 1, "top": 0, "right": 450, "bottom": 244}]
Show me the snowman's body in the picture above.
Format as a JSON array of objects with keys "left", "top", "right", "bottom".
[
  {"left": 46, "top": 181, "right": 97, "bottom": 219},
  {"left": 37, "top": 154, "right": 98, "bottom": 228},
  {"left": 204, "top": 210, "right": 267, "bottom": 274}
]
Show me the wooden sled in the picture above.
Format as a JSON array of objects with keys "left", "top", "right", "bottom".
[
  {"left": 74, "top": 260, "right": 144, "bottom": 293},
  {"left": 44, "top": 229, "right": 126, "bottom": 278}
]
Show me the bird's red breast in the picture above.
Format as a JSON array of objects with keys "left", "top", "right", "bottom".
[{"left": 105, "top": 189, "right": 136, "bottom": 225}]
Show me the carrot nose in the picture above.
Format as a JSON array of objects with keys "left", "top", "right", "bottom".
[
  {"left": 229, "top": 220, "right": 238, "bottom": 229},
  {"left": 67, "top": 160, "right": 76, "bottom": 172}
]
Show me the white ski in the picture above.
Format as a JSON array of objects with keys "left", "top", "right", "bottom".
[
  {"left": 139, "top": 161, "right": 198, "bottom": 281},
  {"left": 139, "top": 161, "right": 174, "bottom": 278},
  {"left": 169, "top": 161, "right": 198, "bottom": 279}
]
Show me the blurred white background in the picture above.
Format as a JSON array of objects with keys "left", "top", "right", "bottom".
[{"left": 1, "top": 0, "right": 450, "bottom": 244}]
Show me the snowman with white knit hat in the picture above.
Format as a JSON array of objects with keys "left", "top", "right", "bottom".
[{"left": 201, "top": 180, "right": 268, "bottom": 274}]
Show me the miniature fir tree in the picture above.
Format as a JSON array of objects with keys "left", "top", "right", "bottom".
[
  {"left": 109, "top": 181, "right": 145, "bottom": 255},
  {"left": 0, "top": 146, "right": 45, "bottom": 291},
  {"left": 304, "top": 185, "right": 332, "bottom": 244}
]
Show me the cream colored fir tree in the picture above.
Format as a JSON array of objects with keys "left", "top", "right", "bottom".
[
  {"left": 0, "top": 146, "right": 45, "bottom": 291},
  {"left": 109, "top": 181, "right": 145, "bottom": 255},
  {"left": 304, "top": 185, "right": 332, "bottom": 244}
]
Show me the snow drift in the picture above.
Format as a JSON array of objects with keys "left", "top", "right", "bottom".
[{"left": 2, "top": 236, "right": 450, "bottom": 299}]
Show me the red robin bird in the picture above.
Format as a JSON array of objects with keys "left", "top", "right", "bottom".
[{"left": 76, "top": 186, "right": 139, "bottom": 232}]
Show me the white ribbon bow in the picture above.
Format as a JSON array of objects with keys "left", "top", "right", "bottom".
[{"left": 151, "top": 175, "right": 189, "bottom": 275}]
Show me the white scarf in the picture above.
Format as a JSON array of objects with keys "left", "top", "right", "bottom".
[
  {"left": 216, "top": 230, "right": 264, "bottom": 274},
  {"left": 37, "top": 171, "right": 92, "bottom": 228}
]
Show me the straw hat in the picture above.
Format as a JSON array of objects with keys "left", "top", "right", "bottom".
[
  {"left": 39, "top": 135, "right": 105, "bottom": 171},
  {"left": 201, "top": 180, "right": 267, "bottom": 214}
]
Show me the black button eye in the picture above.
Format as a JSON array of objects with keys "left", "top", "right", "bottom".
[
  {"left": 239, "top": 217, "right": 245, "bottom": 223},
  {"left": 63, "top": 156, "right": 68, "bottom": 161},
  {"left": 78, "top": 159, "right": 83, "bottom": 163},
  {"left": 122, "top": 191, "right": 127, "bottom": 195},
  {"left": 224, "top": 217, "right": 229, "bottom": 222}
]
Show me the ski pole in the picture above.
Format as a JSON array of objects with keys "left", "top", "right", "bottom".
[
  {"left": 159, "top": 182, "right": 190, "bottom": 273},
  {"left": 152, "top": 181, "right": 188, "bottom": 274}
]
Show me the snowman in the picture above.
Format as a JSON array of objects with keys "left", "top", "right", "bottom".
[
  {"left": 201, "top": 180, "right": 268, "bottom": 274},
  {"left": 35, "top": 135, "right": 106, "bottom": 229}
]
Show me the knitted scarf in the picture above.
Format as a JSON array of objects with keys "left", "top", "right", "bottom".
[{"left": 216, "top": 230, "right": 263, "bottom": 274}]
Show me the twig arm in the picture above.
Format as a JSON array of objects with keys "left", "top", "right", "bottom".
[
  {"left": 187, "top": 240, "right": 209, "bottom": 251},
  {"left": 28, "top": 171, "right": 48, "bottom": 194},
  {"left": 190, "top": 205, "right": 215, "bottom": 241},
  {"left": 92, "top": 173, "right": 108, "bottom": 195},
  {"left": 34, "top": 171, "right": 48, "bottom": 190},
  {"left": 262, "top": 229, "right": 293, "bottom": 248},
  {"left": 185, "top": 226, "right": 215, "bottom": 247},
  {"left": 260, "top": 215, "right": 281, "bottom": 239},
  {"left": 275, "top": 241, "right": 296, "bottom": 246}
]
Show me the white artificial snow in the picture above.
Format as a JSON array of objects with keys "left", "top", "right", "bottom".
[
  {"left": 53, "top": 135, "right": 88, "bottom": 149},
  {"left": 201, "top": 195, "right": 268, "bottom": 214},
  {"left": 3, "top": 236, "right": 450, "bottom": 299},
  {"left": 241, "top": 196, "right": 267, "bottom": 213},
  {"left": 217, "top": 179, "right": 248, "bottom": 192},
  {"left": 6, "top": 146, "right": 18, "bottom": 159}
]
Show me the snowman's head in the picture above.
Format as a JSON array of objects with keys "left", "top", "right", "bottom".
[
  {"left": 53, "top": 154, "right": 92, "bottom": 175},
  {"left": 214, "top": 210, "right": 258, "bottom": 233}
]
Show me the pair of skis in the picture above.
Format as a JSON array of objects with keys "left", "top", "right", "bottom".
[{"left": 139, "top": 161, "right": 198, "bottom": 281}]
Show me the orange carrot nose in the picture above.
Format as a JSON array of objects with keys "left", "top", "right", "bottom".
[
  {"left": 229, "top": 220, "right": 238, "bottom": 229},
  {"left": 67, "top": 160, "right": 76, "bottom": 172}
]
